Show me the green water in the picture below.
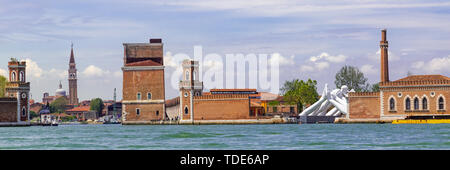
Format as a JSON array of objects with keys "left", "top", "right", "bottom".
[{"left": 0, "top": 124, "right": 449, "bottom": 150}]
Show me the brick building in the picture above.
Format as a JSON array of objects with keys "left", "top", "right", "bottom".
[
  {"left": 121, "top": 38, "right": 165, "bottom": 122},
  {"left": 348, "top": 30, "right": 449, "bottom": 120},
  {"left": 0, "top": 59, "right": 30, "bottom": 125}
]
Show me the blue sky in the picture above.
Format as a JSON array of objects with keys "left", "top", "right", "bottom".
[{"left": 1, "top": 0, "right": 450, "bottom": 101}]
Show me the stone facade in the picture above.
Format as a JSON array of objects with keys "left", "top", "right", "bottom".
[{"left": 121, "top": 39, "right": 165, "bottom": 122}]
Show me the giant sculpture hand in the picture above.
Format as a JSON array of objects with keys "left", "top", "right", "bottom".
[{"left": 299, "top": 84, "right": 353, "bottom": 117}]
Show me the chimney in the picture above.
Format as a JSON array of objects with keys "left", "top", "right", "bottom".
[
  {"left": 150, "top": 38, "right": 162, "bottom": 43},
  {"left": 380, "top": 29, "right": 389, "bottom": 82}
]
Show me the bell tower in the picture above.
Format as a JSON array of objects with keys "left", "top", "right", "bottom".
[
  {"left": 380, "top": 29, "right": 389, "bottom": 83},
  {"left": 179, "top": 59, "right": 203, "bottom": 121},
  {"left": 68, "top": 43, "right": 79, "bottom": 105}
]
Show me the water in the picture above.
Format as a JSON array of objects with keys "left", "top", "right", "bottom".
[{"left": 0, "top": 124, "right": 449, "bottom": 150}]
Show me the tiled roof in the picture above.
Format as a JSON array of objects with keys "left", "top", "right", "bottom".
[
  {"left": 394, "top": 75, "right": 450, "bottom": 82},
  {"left": 210, "top": 89, "right": 257, "bottom": 92},
  {"left": 125, "top": 59, "right": 162, "bottom": 66},
  {"left": 66, "top": 106, "right": 90, "bottom": 112}
]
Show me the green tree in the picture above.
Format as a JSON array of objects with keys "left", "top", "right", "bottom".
[
  {"left": 334, "top": 65, "right": 371, "bottom": 92},
  {"left": 280, "top": 79, "right": 319, "bottom": 113},
  {"left": 90, "top": 98, "right": 104, "bottom": 115},
  {"left": 0, "top": 75, "right": 6, "bottom": 97},
  {"left": 50, "top": 97, "right": 68, "bottom": 113},
  {"left": 371, "top": 83, "right": 380, "bottom": 92}
]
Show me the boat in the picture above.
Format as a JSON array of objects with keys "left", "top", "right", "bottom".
[{"left": 392, "top": 115, "right": 450, "bottom": 124}]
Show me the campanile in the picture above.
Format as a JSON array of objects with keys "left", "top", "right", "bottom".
[{"left": 68, "top": 44, "right": 79, "bottom": 105}]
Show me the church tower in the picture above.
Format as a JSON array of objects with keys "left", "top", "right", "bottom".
[
  {"left": 68, "top": 43, "right": 79, "bottom": 105},
  {"left": 380, "top": 29, "right": 389, "bottom": 83},
  {"left": 179, "top": 59, "right": 203, "bottom": 122}
]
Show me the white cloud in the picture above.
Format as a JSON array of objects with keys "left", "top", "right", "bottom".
[
  {"left": 0, "top": 68, "right": 7, "bottom": 77},
  {"left": 300, "top": 65, "right": 314, "bottom": 72},
  {"left": 368, "top": 49, "right": 400, "bottom": 61},
  {"left": 310, "top": 52, "right": 347, "bottom": 63},
  {"left": 82, "top": 65, "right": 110, "bottom": 77},
  {"left": 164, "top": 52, "right": 179, "bottom": 68},
  {"left": 22, "top": 58, "right": 43, "bottom": 78},
  {"left": 268, "top": 53, "right": 295, "bottom": 66},
  {"left": 411, "top": 55, "right": 450, "bottom": 74},
  {"left": 360, "top": 64, "right": 378, "bottom": 75}
]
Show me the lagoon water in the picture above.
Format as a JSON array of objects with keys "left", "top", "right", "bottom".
[{"left": 0, "top": 124, "right": 449, "bottom": 150}]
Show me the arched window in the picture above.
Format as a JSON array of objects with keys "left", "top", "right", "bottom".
[
  {"left": 193, "top": 71, "right": 197, "bottom": 81},
  {"left": 422, "top": 98, "right": 428, "bottom": 110},
  {"left": 137, "top": 93, "right": 141, "bottom": 100},
  {"left": 136, "top": 108, "right": 140, "bottom": 116},
  {"left": 147, "top": 92, "right": 152, "bottom": 100},
  {"left": 405, "top": 98, "right": 411, "bottom": 110},
  {"left": 19, "top": 71, "right": 24, "bottom": 82},
  {"left": 438, "top": 97, "right": 445, "bottom": 110},
  {"left": 184, "top": 106, "right": 189, "bottom": 115},
  {"left": 11, "top": 72, "right": 16, "bottom": 81},
  {"left": 414, "top": 97, "right": 419, "bottom": 110},
  {"left": 156, "top": 110, "right": 159, "bottom": 116},
  {"left": 185, "top": 70, "right": 190, "bottom": 80},
  {"left": 22, "top": 107, "right": 26, "bottom": 116},
  {"left": 389, "top": 98, "right": 395, "bottom": 111}
]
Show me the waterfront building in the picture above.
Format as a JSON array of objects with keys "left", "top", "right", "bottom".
[
  {"left": 0, "top": 58, "right": 30, "bottom": 125},
  {"left": 347, "top": 29, "right": 450, "bottom": 120},
  {"left": 121, "top": 38, "right": 166, "bottom": 122},
  {"left": 42, "top": 81, "right": 69, "bottom": 104}
]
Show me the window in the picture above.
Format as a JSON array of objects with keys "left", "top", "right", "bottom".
[
  {"left": 438, "top": 97, "right": 445, "bottom": 110},
  {"left": 137, "top": 93, "right": 141, "bottom": 100},
  {"left": 22, "top": 107, "right": 26, "bottom": 116},
  {"left": 19, "top": 71, "right": 24, "bottom": 82},
  {"left": 405, "top": 98, "right": 411, "bottom": 110},
  {"left": 184, "top": 92, "right": 188, "bottom": 97},
  {"left": 422, "top": 98, "right": 428, "bottom": 110},
  {"left": 136, "top": 108, "right": 140, "bottom": 116},
  {"left": 290, "top": 107, "right": 295, "bottom": 113},
  {"left": 195, "top": 92, "right": 200, "bottom": 96},
  {"left": 398, "top": 92, "right": 402, "bottom": 97},
  {"left": 185, "top": 70, "right": 190, "bottom": 80},
  {"left": 184, "top": 106, "right": 189, "bottom": 115},
  {"left": 414, "top": 97, "right": 419, "bottom": 110},
  {"left": 193, "top": 71, "right": 197, "bottom": 81},
  {"left": 147, "top": 93, "right": 152, "bottom": 100},
  {"left": 156, "top": 111, "right": 159, "bottom": 116},
  {"left": 11, "top": 72, "right": 16, "bottom": 81},
  {"left": 273, "top": 107, "right": 277, "bottom": 113},
  {"left": 389, "top": 98, "right": 395, "bottom": 111}
]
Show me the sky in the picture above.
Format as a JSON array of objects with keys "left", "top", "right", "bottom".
[{"left": 1, "top": 0, "right": 450, "bottom": 102}]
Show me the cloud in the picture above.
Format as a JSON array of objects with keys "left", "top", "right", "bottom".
[
  {"left": 411, "top": 55, "right": 450, "bottom": 74},
  {"left": 368, "top": 49, "right": 400, "bottom": 61},
  {"left": 360, "top": 64, "right": 378, "bottom": 75},
  {"left": 268, "top": 53, "right": 295, "bottom": 66},
  {"left": 22, "top": 58, "right": 44, "bottom": 78},
  {"left": 0, "top": 68, "right": 7, "bottom": 77},
  {"left": 82, "top": 65, "right": 110, "bottom": 77},
  {"left": 310, "top": 52, "right": 347, "bottom": 63},
  {"left": 300, "top": 52, "right": 347, "bottom": 72}
]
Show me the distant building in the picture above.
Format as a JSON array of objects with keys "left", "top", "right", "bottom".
[
  {"left": 68, "top": 44, "right": 79, "bottom": 105},
  {"left": 42, "top": 81, "right": 69, "bottom": 104},
  {"left": 0, "top": 59, "right": 30, "bottom": 125}
]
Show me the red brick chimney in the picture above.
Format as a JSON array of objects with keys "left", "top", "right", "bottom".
[{"left": 380, "top": 29, "right": 389, "bottom": 82}]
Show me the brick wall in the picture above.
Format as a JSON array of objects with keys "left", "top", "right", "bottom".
[
  {"left": 348, "top": 92, "right": 380, "bottom": 119},
  {"left": 0, "top": 98, "right": 18, "bottom": 122},
  {"left": 192, "top": 95, "right": 250, "bottom": 120}
]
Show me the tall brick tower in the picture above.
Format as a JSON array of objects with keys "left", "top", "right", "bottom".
[
  {"left": 179, "top": 59, "right": 203, "bottom": 121},
  {"left": 122, "top": 38, "right": 166, "bottom": 122},
  {"left": 5, "top": 58, "right": 30, "bottom": 122},
  {"left": 68, "top": 43, "right": 79, "bottom": 105},
  {"left": 380, "top": 29, "right": 389, "bottom": 82}
]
